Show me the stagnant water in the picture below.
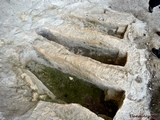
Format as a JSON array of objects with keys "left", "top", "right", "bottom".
[{"left": 26, "top": 61, "right": 124, "bottom": 119}]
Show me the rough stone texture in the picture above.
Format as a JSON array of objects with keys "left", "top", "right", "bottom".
[
  {"left": 0, "top": 0, "right": 155, "bottom": 120},
  {"left": 0, "top": 45, "right": 37, "bottom": 120},
  {"left": 15, "top": 101, "right": 104, "bottom": 120},
  {"left": 21, "top": 70, "right": 56, "bottom": 101},
  {"left": 33, "top": 39, "right": 128, "bottom": 91}
]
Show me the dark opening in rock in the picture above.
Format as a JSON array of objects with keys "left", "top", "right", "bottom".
[
  {"left": 26, "top": 61, "right": 125, "bottom": 119},
  {"left": 67, "top": 46, "right": 127, "bottom": 66},
  {"left": 36, "top": 28, "right": 127, "bottom": 66},
  {"left": 149, "top": 85, "right": 160, "bottom": 119}
]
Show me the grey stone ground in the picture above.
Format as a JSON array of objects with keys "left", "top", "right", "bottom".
[{"left": 0, "top": 0, "right": 160, "bottom": 120}]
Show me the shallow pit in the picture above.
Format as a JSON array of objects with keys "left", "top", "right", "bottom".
[
  {"left": 64, "top": 15, "right": 127, "bottom": 39},
  {"left": 26, "top": 61, "right": 125, "bottom": 119},
  {"left": 68, "top": 46, "right": 127, "bottom": 66},
  {"left": 82, "top": 19, "right": 127, "bottom": 39},
  {"left": 36, "top": 28, "right": 127, "bottom": 66}
]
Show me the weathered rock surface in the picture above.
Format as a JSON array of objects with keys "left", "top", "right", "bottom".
[
  {"left": 15, "top": 101, "right": 104, "bottom": 120},
  {"left": 0, "top": 0, "right": 154, "bottom": 120}
]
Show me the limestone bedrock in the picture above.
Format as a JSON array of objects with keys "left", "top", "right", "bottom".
[{"left": 0, "top": 0, "right": 151, "bottom": 120}]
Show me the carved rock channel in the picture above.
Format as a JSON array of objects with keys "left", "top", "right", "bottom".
[
  {"left": 0, "top": 1, "right": 151, "bottom": 120},
  {"left": 27, "top": 9, "right": 150, "bottom": 119}
]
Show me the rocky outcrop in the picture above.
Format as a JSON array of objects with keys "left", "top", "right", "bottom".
[{"left": 0, "top": 0, "right": 152, "bottom": 120}]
